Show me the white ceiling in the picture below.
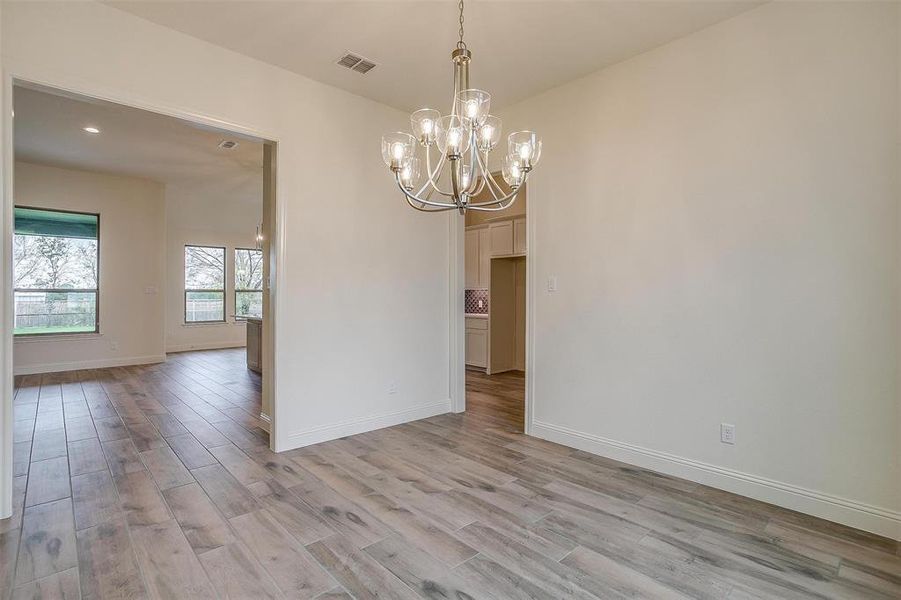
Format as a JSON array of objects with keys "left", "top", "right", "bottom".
[
  {"left": 13, "top": 85, "right": 263, "bottom": 209},
  {"left": 107, "top": 0, "right": 763, "bottom": 113}
]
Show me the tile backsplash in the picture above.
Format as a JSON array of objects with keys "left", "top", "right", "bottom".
[{"left": 465, "top": 289, "right": 488, "bottom": 314}]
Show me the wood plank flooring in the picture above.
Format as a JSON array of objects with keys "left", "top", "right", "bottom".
[
  {"left": 466, "top": 368, "right": 526, "bottom": 432},
  {"left": 2, "top": 348, "right": 898, "bottom": 599}
]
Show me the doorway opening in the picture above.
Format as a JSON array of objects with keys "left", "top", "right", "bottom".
[
  {"left": 7, "top": 81, "right": 279, "bottom": 461},
  {"left": 463, "top": 177, "right": 527, "bottom": 432}
]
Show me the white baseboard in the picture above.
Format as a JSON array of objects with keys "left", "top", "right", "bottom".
[
  {"left": 166, "top": 341, "right": 245, "bottom": 353},
  {"left": 282, "top": 400, "right": 451, "bottom": 451},
  {"left": 531, "top": 420, "right": 901, "bottom": 541},
  {"left": 259, "top": 412, "right": 271, "bottom": 433},
  {"left": 13, "top": 354, "right": 166, "bottom": 376}
]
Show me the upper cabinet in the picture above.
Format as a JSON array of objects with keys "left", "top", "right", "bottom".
[
  {"left": 465, "top": 226, "right": 492, "bottom": 289},
  {"left": 478, "top": 228, "right": 490, "bottom": 288},
  {"left": 489, "top": 221, "right": 513, "bottom": 256},
  {"left": 466, "top": 216, "right": 526, "bottom": 290},
  {"left": 465, "top": 229, "right": 480, "bottom": 288},
  {"left": 513, "top": 217, "right": 526, "bottom": 255}
]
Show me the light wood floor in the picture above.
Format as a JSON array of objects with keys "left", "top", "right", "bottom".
[
  {"left": 2, "top": 349, "right": 899, "bottom": 599},
  {"left": 466, "top": 368, "right": 525, "bottom": 432}
]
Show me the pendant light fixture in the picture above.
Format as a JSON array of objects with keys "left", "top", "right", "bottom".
[{"left": 381, "top": 0, "right": 541, "bottom": 213}]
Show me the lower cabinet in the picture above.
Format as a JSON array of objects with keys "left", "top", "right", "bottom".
[
  {"left": 465, "top": 316, "right": 488, "bottom": 368},
  {"left": 465, "top": 329, "right": 487, "bottom": 368},
  {"left": 246, "top": 318, "right": 262, "bottom": 373}
]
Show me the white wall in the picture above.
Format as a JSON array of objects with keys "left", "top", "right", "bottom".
[
  {"left": 164, "top": 178, "right": 262, "bottom": 353},
  {"left": 1, "top": 1, "right": 450, "bottom": 452},
  {"left": 502, "top": 1, "right": 900, "bottom": 538},
  {"left": 13, "top": 161, "right": 165, "bottom": 374}
]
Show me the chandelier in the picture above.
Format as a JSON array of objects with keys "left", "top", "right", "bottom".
[{"left": 381, "top": 0, "right": 541, "bottom": 213}]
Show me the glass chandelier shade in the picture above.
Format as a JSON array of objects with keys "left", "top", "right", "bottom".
[
  {"left": 411, "top": 108, "right": 440, "bottom": 145},
  {"left": 477, "top": 115, "right": 502, "bottom": 152},
  {"left": 457, "top": 89, "right": 491, "bottom": 126},
  {"left": 381, "top": 132, "right": 416, "bottom": 169},
  {"left": 508, "top": 130, "right": 542, "bottom": 171},
  {"left": 502, "top": 154, "right": 524, "bottom": 188},
  {"left": 399, "top": 157, "right": 421, "bottom": 190},
  {"left": 436, "top": 115, "right": 470, "bottom": 157},
  {"left": 380, "top": 0, "right": 541, "bottom": 213}
]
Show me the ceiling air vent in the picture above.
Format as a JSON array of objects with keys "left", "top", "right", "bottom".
[
  {"left": 218, "top": 140, "right": 239, "bottom": 150},
  {"left": 336, "top": 52, "right": 377, "bottom": 75}
]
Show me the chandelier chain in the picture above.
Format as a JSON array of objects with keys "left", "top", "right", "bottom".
[{"left": 457, "top": 0, "right": 466, "bottom": 50}]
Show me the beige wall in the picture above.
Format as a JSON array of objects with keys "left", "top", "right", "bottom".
[
  {"left": 501, "top": 1, "right": 900, "bottom": 537},
  {"left": 13, "top": 161, "right": 165, "bottom": 374}
]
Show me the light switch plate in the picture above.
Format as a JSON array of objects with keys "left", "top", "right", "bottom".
[{"left": 547, "top": 276, "right": 558, "bottom": 292}]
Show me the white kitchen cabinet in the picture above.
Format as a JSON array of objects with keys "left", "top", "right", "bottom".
[
  {"left": 465, "top": 226, "right": 492, "bottom": 289},
  {"left": 513, "top": 217, "right": 527, "bottom": 255},
  {"left": 465, "top": 328, "right": 488, "bottom": 368},
  {"left": 489, "top": 220, "right": 514, "bottom": 256},
  {"left": 465, "top": 317, "right": 488, "bottom": 330},
  {"left": 478, "top": 228, "right": 490, "bottom": 288},
  {"left": 465, "top": 229, "right": 480, "bottom": 288}
]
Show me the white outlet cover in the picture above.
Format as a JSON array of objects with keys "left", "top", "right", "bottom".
[
  {"left": 720, "top": 423, "right": 735, "bottom": 444},
  {"left": 547, "top": 276, "right": 558, "bottom": 292}
]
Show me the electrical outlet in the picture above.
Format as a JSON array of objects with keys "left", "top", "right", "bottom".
[
  {"left": 110, "top": 341, "right": 119, "bottom": 351},
  {"left": 720, "top": 423, "right": 735, "bottom": 445},
  {"left": 387, "top": 381, "right": 398, "bottom": 395},
  {"left": 547, "top": 276, "right": 558, "bottom": 292}
]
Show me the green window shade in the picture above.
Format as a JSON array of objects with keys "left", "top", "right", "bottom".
[{"left": 14, "top": 207, "right": 98, "bottom": 239}]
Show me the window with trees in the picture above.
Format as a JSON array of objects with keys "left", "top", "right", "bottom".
[
  {"left": 235, "top": 248, "right": 263, "bottom": 319},
  {"left": 13, "top": 207, "right": 100, "bottom": 336},
  {"left": 185, "top": 245, "right": 225, "bottom": 323}
]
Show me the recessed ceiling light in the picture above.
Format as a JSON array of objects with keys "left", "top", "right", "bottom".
[{"left": 83, "top": 126, "right": 100, "bottom": 134}]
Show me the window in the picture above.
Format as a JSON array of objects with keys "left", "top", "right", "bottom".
[
  {"left": 235, "top": 248, "right": 263, "bottom": 319},
  {"left": 13, "top": 207, "right": 100, "bottom": 336},
  {"left": 185, "top": 245, "right": 225, "bottom": 323}
]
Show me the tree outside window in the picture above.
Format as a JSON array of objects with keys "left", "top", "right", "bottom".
[
  {"left": 235, "top": 248, "right": 263, "bottom": 319},
  {"left": 185, "top": 245, "right": 225, "bottom": 322},
  {"left": 13, "top": 207, "right": 99, "bottom": 336}
]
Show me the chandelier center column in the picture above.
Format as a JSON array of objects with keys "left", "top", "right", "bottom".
[{"left": 452, "top": 48, "right": 471, "bottom": 96}]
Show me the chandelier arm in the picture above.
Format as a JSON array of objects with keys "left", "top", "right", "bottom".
[
  {"left": 472, "top": 146, "right": 506, "bottom": 202},
  {"left": 470, "top": 172, "right": 488, "bottom": 198},
  {"left": 465, "top": 172, "right": 528, "bottom": 207},
  {"left": 472, "top": 150, "right": 493, "bottom": 196},
  {"left": 405, "top": 194, "right": 458, "bottom": 212},
  {"left": 395, "top": 173, "right": 459, "bottom": 209},
  {"left": 421, "top": 145, "right": 455, "bottom": 198},
  {"left": 486, "top": 160, "right": 518, "bottom": 199},
  {"left": 465, "top": 192, "right": 520, "bottom": 211},
  {"left": 465, "top": 130, "right": 480, "bottom": 195}
]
